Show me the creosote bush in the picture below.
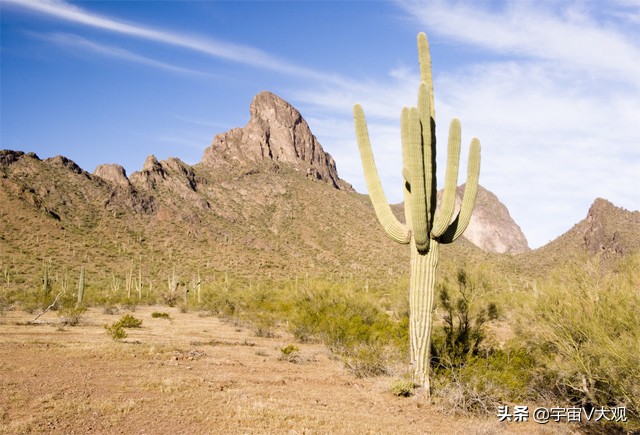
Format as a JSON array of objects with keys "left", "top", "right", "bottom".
[
  {"left": 390, "top": 378, "right": 418, "bottom": 397},
  {"left": 105, "top": 322, "right": 127, "bottom": 341},
  {"left": 521, "top": 254, "right": 640, "bottom": 426},
  {"left": 58, "top": 305, "right": 86, "bottom": 326},
  {"left": 431, "top": 268, "right": 497, "bottom": 371},
  {"left": 117, "top": 313, "right": 143, "bottom": 328},
  {"left": 279, "top": 344, "right": 301, "bottom": 363},
  {"left": 104, "top": 314, "right": 143, "bottom": 341},
  {"left": 289, "top": 282, "right": 408, "bottom": 377}
]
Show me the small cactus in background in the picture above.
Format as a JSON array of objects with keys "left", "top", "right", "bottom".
[
  {"left": 42, "top": 262, "right": 50, "bottom": 296},
  {"left": 353, "top": 32, "right": 481, "bottom": 396},
  {"left": 76, "top": 266, "right": 85, "bottom": 308}
]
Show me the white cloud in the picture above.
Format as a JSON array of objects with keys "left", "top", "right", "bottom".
[
  {"left": 4, "top": 0, "right": 346, "bottom": 84},
  {"left": 396, "top": 0, "right": 640, "bottom": 86},
  {"left": 38, "top": 32, "right": 210, "bottom": 76},
  {"left": 7, "top": 0, "right": 638, "bottom": 249},
  {"left": 386, "top": 0, "right": 640, "bottom": 248},
  {"left": 295, "top": 1, "right": 640, "bottom": 249}
]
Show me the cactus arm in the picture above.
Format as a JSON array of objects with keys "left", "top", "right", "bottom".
[
  {"left": 401, "top": 108, "right": 413, "bottom": 226},
  {"left": 431, "top": 118, "right": 462, "bottom": 237},
  {"left": 417, "top": 32, "right": 435, "bottom": 119},
  {"left": 408, "top": 107, "right": 430, "bottom": 252},
  {"left": 353, "top": 104, "right": 411, "bottom": 244},
  {"left": 418, "top": 82, "right": 437, "bottom": 228},
  {"left": 437, "top": 138, "right": 481, "bottom": 243}
]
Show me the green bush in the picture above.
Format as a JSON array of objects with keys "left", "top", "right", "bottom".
[
  {"left": 278, "top": 344, "right": 301, "bottom": 363},
  {"left": 288, "top": 282, "right": 407, "bottom": 377},
  {"left": 522, "top": 255, "right": 640, "bottom": 423},
  {"left": 57, "top": 305, "right": 86, "bottom": 326},
  {"left": 280, "top": 344, "right": 299, "bottom": 355},
  {"left": 104, "top": 322, "right": 127, "bottom": 340},
  {"left": 116, "top": 313, "right": 142, "bottom": 328},
  {"left": 390, "top": 378, "right": 417, "bottom": 397},
  {"left": 431, "top": 268, "right": 495, "bottom": 371},
  {"left": 151, "top": 311, "right": 170, "bottom": 319}
]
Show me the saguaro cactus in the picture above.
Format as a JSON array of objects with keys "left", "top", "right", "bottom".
[
  {"left": 76, "top": 266, "right": 85, "bottom": 308},
  {"left": 353, "top": 32, "right": 481, "bottom": 395}
]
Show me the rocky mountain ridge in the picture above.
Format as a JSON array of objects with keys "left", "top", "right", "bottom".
[{"left": 2, "top": 91, "right": 637, "bottom": 291}]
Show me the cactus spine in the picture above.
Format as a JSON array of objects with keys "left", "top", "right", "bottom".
[{"left": 353, "top": 32, "right": 481, "bottom": 395}]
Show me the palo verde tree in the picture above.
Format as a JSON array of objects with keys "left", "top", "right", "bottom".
[{"left": 353, "top": 32, "right": 481, "bottom": 395}]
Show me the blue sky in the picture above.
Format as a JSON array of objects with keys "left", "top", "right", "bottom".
[{"left": 1, "top": 0, "right": 639, "bottom": 249}]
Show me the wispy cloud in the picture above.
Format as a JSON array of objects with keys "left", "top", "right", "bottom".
[
  {"left": 37, "top": 32, "right": 210, "bottom": 76},
  {"left": 389, "top": 0, "right": 640, "bottom": 247},
  {"left": 3, "top": 0, "right": 346, "bottom": 84},
  {"left": 291, "top": 0, "right": 640, "bottom": 248},
  {"left": 396, "top": 0, "right": 640, "bottom": 87}
]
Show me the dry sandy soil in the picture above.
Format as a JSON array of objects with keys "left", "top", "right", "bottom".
[{"left": 1, "top": 306, "right": 577, "bottom": 434}]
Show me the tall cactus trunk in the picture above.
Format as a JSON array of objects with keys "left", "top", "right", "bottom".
[{"left": 409, "top": 240, "right": 439, "bottom": 392}]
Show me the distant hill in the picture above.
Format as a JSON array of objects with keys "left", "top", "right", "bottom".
[
  {"left": 1, "top": 91, "right": 635, "bottom": 293},
  {"left": 514, "top": 198, "right": 640, "bottom": 276}
]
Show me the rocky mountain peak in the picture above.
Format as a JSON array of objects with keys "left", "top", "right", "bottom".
[
  {"left": 201, "top": 91, "right": 349, "bottom": 190},
  {"left": 437, "top": 185, "right": 529, "bottom": 254},
  {"left": 141, "top": 155, "right": 163, "bottom": 173},
  {"left": 45, "top": 155, "right": 86, "bottom": 175},
  {"left": 93, "top": 164, "right": 130, "bottom": 187},
  {"left": 582, "top": 198, "right": 633, "bottom": 256}
]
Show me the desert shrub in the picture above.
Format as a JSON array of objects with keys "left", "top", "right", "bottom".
[
  {"left": 427, "top": 267, "right": 515, "bottom": 414},
  {"left": 162, "top": 291, "right": 179, "bottom": 307},
  {"left": 431, "top": 268, "right": 497, "bottom": 371},
  {"left": 432, "top": 346, "right": 538, "bottom": 415},
  {"left": 151, "top": 311, "right": 170, "bottom": 319},
  {"left": 57, "top": 305, "right": 86, "bottom": 326},
  {"left": 289, "top": 282, "right": 407, "bottom": 377},
  {"left": 104, "top": 314, "right": 143, "bottom": 340},
  {"left": 390, "top": 378, "right": 417, "bottom": 397},
  {"left": 104, "top": 322, "right": 127, "bottom": 340},
  {"left": 251, "top": 312, "right": 277, "bottom": 338},
  {"left": 102, "top": 304, "right": 119, "bottom": 315},
  {"left": 278, "top": 344, "right": 301, "bottom": 363},
  {"left": 521, "top": 254, "right": 640, "bottom": 424},
  {"left": 116, "top": 313, "right": 143, "bottom": 328},
  {"left": 280, "top": 344, "right": 299, "bottom": 355}
]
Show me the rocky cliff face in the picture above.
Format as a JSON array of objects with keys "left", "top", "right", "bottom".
[
  {"left": 452, "top": 185, "right": 530, "bottom": 254},
  {"left": 201, "top": 91, "right": 350, "bottom": 190},
  {"left": 581, "top": 198, "right": 639, "bottom": 256}
]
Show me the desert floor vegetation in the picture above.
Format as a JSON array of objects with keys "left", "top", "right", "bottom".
[{"left": 0, "top": 252, "right": 638, "bottom": 433}]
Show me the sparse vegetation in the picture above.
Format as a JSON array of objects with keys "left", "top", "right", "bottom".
[
  {"left": 390, "top": 378, "right": 417, "bottom": 397},
  {"left": 58, "top": 305, "right": 86, "bottom": 326},
  {"left": 522, "top": 254, "right": 640, "bottom": 424},
  {"left": 151, "top": 311, "right": 170, "bottom": 319},
  {"left": 104, "top": 313, "right": 143, "bottom": 340},
  {"left": 116, "top": 313, "right": 143, "bottom": 328},
  {"left": 278, "top": 344, "right": 300, "bottom": 363},
  {"left": 104, "top": 322, "right": 127, "bottom": 341},
  {"left": 1, "top": 137, "right": 639, "bottom": 432}
]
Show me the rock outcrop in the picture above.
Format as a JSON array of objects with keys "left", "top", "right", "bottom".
[
  {"left": 201, "top": 91, "right": 348, "bottom": 190},
  {"left": 93, "top": 164, "right": 130, "bottom": 187},
  {"left": 581, "top": 198, "right": 638, "bottom": 256},
  {"left": 442, "top": 185, "right": 529, "bottom": 254},
  {"left": 130, "top": 155, "right": 208, "bottom": 210}
]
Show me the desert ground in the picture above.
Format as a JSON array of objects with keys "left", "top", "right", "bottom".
[{"left": 1, "top": 306, "right": 577, "bottom": 434}]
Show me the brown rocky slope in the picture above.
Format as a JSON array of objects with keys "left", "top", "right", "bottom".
[{"left": 5, "top": 90, "right": 635, "bottom": 292}]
